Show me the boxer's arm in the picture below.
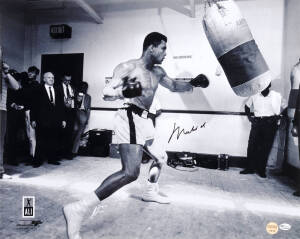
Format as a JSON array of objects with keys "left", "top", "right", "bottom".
[
  {"left": 290, "top": 66, "right": 300, "bottom": 136},
  {"left": 161, "top": 77, "right": 193, "bottom": 92},
  {"left": 102, "top": 78, "right": 123, "bottom": 101},
  {"left": 292, "top": 99, "right": 299, "bottom": 136},
  {"left": 290, "top": 65, "right": 300, "bottom": 89},
  {"left": 281, "top": 97, "right": 288, "bottom": 111},
  {"left": 158, "top": 67, "right": 193, "bottom": 92},
  {"left": 293, "top": 88, "right": 300, "bottom": 126},
  {"left": 292, "top": 68, "right": 300, "bottom": 126},
  {"left": 279, "top": 96, "right": 288, "bottom": 118},
  {"left": 102, "top": 63, "right": 134, "bottom": 101},
  {"left": 5, "top": 73, "right": 20, "bottom": 90},
  {"left": 2, "top": 62, "right": 20, "bottom": 90}
]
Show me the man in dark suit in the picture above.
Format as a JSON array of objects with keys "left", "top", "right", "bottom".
[
  {"left": 59, "top": 73, "right": 76, "bottom": 160},
  {"left": 22, "top": 66, "right": 40, "bottom": 164},
  {"left": 71, "top": 81, "right": 91, "bottom": 159},
  {"left": 30, "top": 72, "right": 66, "bottom": 167}
]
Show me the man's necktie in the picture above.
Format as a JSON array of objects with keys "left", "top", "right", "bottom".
[
  {"left": 67, "top": 85, "right": 71, "bottom": 98},
  {"left": 76, "top": 96, "right": 83, "bottom": 109},
  {"left": 49, "top": 87, "right": 54, "bottom": 103}
]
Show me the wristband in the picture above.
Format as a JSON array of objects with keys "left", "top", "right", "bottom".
[
  {"left": 116, "top": 87, "right": 124, "bottom": 98},
  {"left": 141, "top": 110, "right": 148, "bottom": 119}
]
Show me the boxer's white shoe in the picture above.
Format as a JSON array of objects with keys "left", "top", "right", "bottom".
[
  {"left": 0, "top": 173, "right": 12, "bottom": 179},
  {"left": 90, "top": 204, "right": 104, "bottom": 219},
  {"left": 63, "top": 193, "right": 100, "bottom": 239},
  {"left": 142, "top": 181, "right": 170, "bottom": 204},
  {"left": 63, "top": 203, "right": 83, "bottom": 239}
]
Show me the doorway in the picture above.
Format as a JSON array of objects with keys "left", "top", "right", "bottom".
[{"left": 41, "top": 53, "right": 84, "bottom": 88}]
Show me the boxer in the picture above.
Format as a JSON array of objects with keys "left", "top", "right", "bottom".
[{"left": 63, "top": 32, "right": 209, "bottom": 239}]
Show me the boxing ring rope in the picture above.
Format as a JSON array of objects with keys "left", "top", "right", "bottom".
[{"left": 90, "top": 107, "right": 248, "bottom": 116}]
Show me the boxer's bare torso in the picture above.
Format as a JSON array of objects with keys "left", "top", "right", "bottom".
[
  {"left": 114, "top": 59, "right": 166, "bottom": 110},
  {"left": 291, "top": 61, "right": 300, "bottom": 89},
  {"left": 103, "top": 40, "right": 192, "bottom": 109}
]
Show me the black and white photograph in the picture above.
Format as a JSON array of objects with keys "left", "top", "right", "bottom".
[{"left": 0, "top": 0, "right": 300, "bottom": 238}]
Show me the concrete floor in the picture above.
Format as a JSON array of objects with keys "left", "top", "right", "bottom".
[{"left": 0, "top": 156, "right": 300, "bottom": 239}]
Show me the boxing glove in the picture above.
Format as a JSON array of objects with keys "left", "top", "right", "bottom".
[
  {"left": 122, "top": 77, "right": 142, "bottom": 98},
  {"left": 190, "top": 74, "right": 209, "bottom": 88},
  {"left": 2, "top": 62, "right": 9, "bottom": 74},
  {"left": 8, "top": 69, "right": 20, "bottom": 79}
]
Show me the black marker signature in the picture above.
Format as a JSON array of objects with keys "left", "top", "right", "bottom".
[{"left": 168, "top": 122, "right": 206, "bottom": 143}]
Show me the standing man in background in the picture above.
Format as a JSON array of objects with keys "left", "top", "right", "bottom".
[
  {"left": 22, "top": 66, "right": 40, "bottom": 164},
  {"left": 291, "top": 58, "right": 300, "bottom": 197},
  {"left": 30, "top": 72, "right": 66, "bottom": 167},
  {"left": 240, "top": 83, "right": 287, "bottom": 178},
  {"left": 71, "top": 81, "right": 91, "bottom": 159},
  {"left": 0, "top": 60, "right": 20, "bottom": 179},
  {"left": 60, "top": 73, "right": 76, "bottom": 160}
]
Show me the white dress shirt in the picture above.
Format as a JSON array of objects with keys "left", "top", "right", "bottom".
[
  {"left": 63, "top": 83, "right": 74, "bottom": 98},
  {"left": 63, "top": 83, "right": 74, "bottom": 108},
  {"left": 45, "top": 85, "right": 55, "bottom": 104},
  {"left": 246, "top": 90, "right": 286, "bottom": 117},
  {"left": 79, "top": 94, "right": 86, "bottom": 110}
]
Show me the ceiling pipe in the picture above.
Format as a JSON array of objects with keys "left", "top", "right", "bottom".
[
  {"left": 73, "top": 0, "right": 103, "bottom": 24},
  {"left": 190, "top": 0, "right": 195, "bottom": 18}
]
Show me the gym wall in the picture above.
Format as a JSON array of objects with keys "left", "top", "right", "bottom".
[
  {"left": 0, "top": 3, "right": 25, "bottom": 72},
  {"left": 23, "top": 0, "right": 285, "bottom": 157}
]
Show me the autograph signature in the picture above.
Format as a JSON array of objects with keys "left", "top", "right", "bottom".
[{"left": 168, "top": 122, "right": 206, "bottom": 143}]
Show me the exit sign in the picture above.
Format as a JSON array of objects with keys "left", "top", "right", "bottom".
[{"left": 50, "top": 24, "right": 72, "bottom": 39}]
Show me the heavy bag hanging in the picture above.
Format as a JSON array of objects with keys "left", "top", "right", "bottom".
[{"left": 203, "top": 0, "right": 271, "bottom": 97}]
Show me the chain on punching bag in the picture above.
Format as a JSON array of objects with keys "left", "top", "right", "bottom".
[{"left": 203, "top": 0, "right": 271, "bottom": 97}]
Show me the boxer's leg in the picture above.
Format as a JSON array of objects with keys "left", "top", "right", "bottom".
[
  {"left": 63, "top": 144, "right": 143, "bottom": 239},
  {"left": 146, "top": 146, "right": 162, "bottom": 183},
  {"left": 63, "top": 192, "right": 98, "bottom": 239},
  {"left": 142, "top": 144, "right": 170, "bottom": 204},
  {"left": 95, "top": 144, "right": 143, "bottom": 200},
  {"left": 144, "top": 140, "right": 163, "bottom": 183}
]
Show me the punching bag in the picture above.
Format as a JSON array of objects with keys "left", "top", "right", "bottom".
[{"left": 203, "top": 0, "right": 271, "bottom": 97}]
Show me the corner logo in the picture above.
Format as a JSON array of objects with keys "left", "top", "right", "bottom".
[
  {"left": 279, "top": 223, "right": 291, "bottom": 231},
  {"left": 266, "top": 222, "right": 278, "bottom": 235},
  {"left": 22, "top": 196, "right": 35, "bottom": 218}
]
